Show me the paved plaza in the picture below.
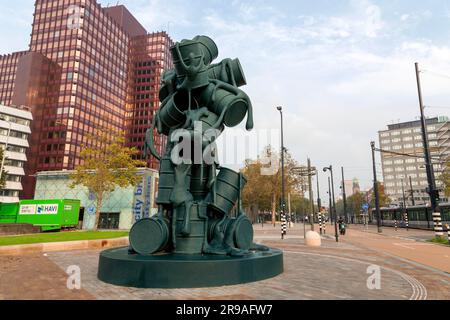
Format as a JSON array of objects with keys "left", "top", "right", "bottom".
[{"left": 0, "top": 224, "right": 449, "bottom": 300}]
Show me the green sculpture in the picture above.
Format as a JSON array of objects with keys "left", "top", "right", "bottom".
[{"left": 98, "top": 36, "right": 283, "bottom": 288}]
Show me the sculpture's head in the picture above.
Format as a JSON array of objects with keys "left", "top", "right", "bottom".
[{"left": 170, "top": 35, "right": 218, "bottom": 76}]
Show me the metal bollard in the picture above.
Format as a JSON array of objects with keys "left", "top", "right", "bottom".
[
  {"left": 432, "top": 212, "right": 444, "bottom": 238},
  {"left": 404, "top": 212, "right": 409, "bottom": 231},
  {"left": 318, "top": 213, "right": 323, "bottom": 235},
  {"left": 281, "top": 212, "right": 287, "bottom": 239}
]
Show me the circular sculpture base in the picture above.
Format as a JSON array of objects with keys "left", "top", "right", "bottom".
[{"left": 98, "top": 247, "right": 283, "bottom": 288}]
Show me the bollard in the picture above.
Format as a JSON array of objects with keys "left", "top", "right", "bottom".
[
  {"left": 445, "top": 224, "right": 450, "bottom": 241},
  {"left": 432, "top": 212, "right": 444, "bottom": 238},
  {"left": 404, "top": 212, "right": 409, "bottom": 231},
  {"left": 281, "top": 212, "right": 287, "bottom": 239},
  {"left": 318, "top": 213, "right": 323, "bottom": 235},
  {"left": 394, "top": 219, "right": 397, "bottom": 231}
]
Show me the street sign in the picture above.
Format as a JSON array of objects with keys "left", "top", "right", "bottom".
[
  {"left": 362, "top": 203, "right": 369, "bottom": 211},
  {"left": 87, "top": 204, "right": 96, "bottom": 215}
]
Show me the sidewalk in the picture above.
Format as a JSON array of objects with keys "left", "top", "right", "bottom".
[
  {"left": 0, "top": 224, "right": 448, "bottom": 300},
  {"left": 341, "top": 225, "right": 450, "bottom": 273}
]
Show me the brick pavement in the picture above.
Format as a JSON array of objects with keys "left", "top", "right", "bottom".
[
  {"left": 0, "top": 254, "right": 93, "bottom": 300},
  {"left": 0, "top": 224, "right": 448, "bottom": 300}
]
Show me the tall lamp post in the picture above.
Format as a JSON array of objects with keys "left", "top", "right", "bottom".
[
  {"left": 316, "top": 171, "right": 321, "bottom": 214},
  {"left": 323, "top": 166, "right": 339, "bottom": 242},
  {"left": 277, "top": 106, "right": 287, "bottom": 239},
  {"left": 327, "top": 177, "right": 332, "bottom": 224},
  {"left": 341, "top": 167, "right": 349, "bottom": 224},
  {"left": 371, "top": 141, "right": 382, "bottom": 233},
  {"left": 415, "top": 62, "right": 443, "bottom": 238}
]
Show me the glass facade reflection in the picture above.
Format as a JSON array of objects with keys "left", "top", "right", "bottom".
[{"left": 0, "top": 0, "right": 173, "bottom": 198}]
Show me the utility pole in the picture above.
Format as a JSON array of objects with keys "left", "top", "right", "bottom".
[
  {"left": 307, "top": 158, "right": 315, "bottom": 231},
  {"left": 324, "top": 166, "right": 338, "bottom": 242},
  {"left": 415, "top": 62, "right": 443, "bottom": 238},
  {"left": 409, "top": 176, "right": 416, "bottom": 206},
  {"left": 277, "top": 106, "right": 287, "bottom": 239},
  {"left": 288, "top": 192, "right": 292, "bottom": 227},
  {"left": 316, "top": 171, "right": 321, "bottom": 213},
  {"left": 328, "top": 177, "right": 332, "bottom": 223},
  {"left": 371, "top": 141, "right": 382, "bottom": 233},
  {"left": 341, "top": 167, "right": 348, "bottom": 224}
]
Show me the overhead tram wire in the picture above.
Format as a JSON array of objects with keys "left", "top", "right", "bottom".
[
  {"left": 421, "top": 69, "right": 450, "bottom": 81},
  {"left": 374, "top": 147, "right": 441, "bottom": 162}
]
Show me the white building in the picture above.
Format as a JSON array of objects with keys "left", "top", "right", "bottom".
[
  {"left": 379, "top": 116, "right": 450, "bottom": 205},
  {"left": 0, "top": 104, "right": 32, "bottom": 203}
]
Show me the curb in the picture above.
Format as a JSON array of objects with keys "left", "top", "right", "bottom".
[{"left": 0, "top": 237, "right": 129, "bottom": 255}]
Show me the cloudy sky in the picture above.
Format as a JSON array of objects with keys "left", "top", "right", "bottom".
[{"left": 2, "top": 0, "right": 450, "bottom": 200}]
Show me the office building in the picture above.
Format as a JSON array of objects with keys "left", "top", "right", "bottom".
[
  {"left": 0, "top": 105, "right": 33, "bottom": 203},
  {"left": 0, "top": 0, "right": 173, "bottom": 199},
  {"left": 379, "top": 116, "right": 450, "bottom": 205}
]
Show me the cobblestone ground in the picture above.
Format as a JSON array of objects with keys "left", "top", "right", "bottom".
[{"left": 0, "top": 224, "right": 449, "bottom": 300}]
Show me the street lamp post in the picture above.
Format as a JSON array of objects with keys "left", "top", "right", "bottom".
[
  {"left": 323, "top": 166, "right": 339, "bottom": 242},
  {"left": 341, "top": 167, "right": 349, "bottom": 224},
  {"left": 415, "top": 62, "right": 443, "bottom": 238},
  {"left": 327, "top": 177, "right": 332, "bottom": 224},
  {"left": 316, "top": 171, "right": 321, "bottom": 214},
  {"left": 277, "top": 106, "right": 287, "bottom": 239},
  {"left": 371, "top": 141, "right": 382, "bottom": 233}
]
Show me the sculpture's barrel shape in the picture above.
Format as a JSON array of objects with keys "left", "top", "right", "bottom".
[
  {"left": 157, "top": 156, "right": 191, "bottom": 205},
  {"left": 193, "top": 35, "right": 219, "bottom": 65},
  {"left": 156, "top": 156, "right": 176, "bottom": 205},
  {"left": 208, "top": 168, "right": 247, "bottom": 216},
  {"left": 229, "top": 216, "right": 254, "bottom": 250},
  {"left": 207, "top": 216, "right": 254, "bottom": 250},
  {"left": 190, "top": 164, "right": 211, "bottom": 201},
  {"left": 129, "top": 217, "right": 170, "bottom": 255},
  {"left": 170, "top": 39, "right": 205, "bottom": 76},
  {"left": 158, "top": 91, "right": 192, "bottom": 135},
  {"left": 201, "top": 84, "right": 250, "bottom": 128},
  {"left": 175, "top": 202, "right": 207, "bottom": 254},
  {"left": 208, "top": 58, "right": 247, "bottom": 87}
]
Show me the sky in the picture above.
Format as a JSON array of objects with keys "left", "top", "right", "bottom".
[{"left": 1, "top": 0, "right": 450, "bottom": 201}]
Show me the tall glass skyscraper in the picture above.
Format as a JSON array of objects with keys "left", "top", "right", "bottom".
[{"left": 0, "top": 0, "right": 173, "bottom": 198}]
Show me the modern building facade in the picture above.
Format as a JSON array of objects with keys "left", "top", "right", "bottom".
[
  {"left": 379, "top": 116, "right": 450, "bottom": 206},
  {"left": 0, "top": 0, "right": 173, "bottom": 199},
  {"left": 0, "top": 105, "right": 33, "bottom": 203},
  {"left": 34, "top": 168, "right": 159, "bottom": 230}
]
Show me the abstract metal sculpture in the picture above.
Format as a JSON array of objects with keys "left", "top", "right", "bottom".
[{"left": 98, "top": 36, "right": 283, "bottom": 288}]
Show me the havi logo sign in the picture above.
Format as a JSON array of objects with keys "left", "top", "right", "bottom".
[{"left": 36, "top": 204, "right": 59, "bottom": 215}]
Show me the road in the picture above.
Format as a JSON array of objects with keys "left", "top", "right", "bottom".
[
  {"left": 341, "top": 224, "right": 450, "bottom": 273},
  {"left": 0, "top": 223, "right": 448, "bottom": 300}
]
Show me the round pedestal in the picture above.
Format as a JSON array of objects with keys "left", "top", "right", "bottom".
[{"left": 98, "top": 247, "right": 283, "bottom": 288}]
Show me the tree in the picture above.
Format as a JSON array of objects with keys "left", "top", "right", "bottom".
[
  {"left": 70, "top": 129, "right": 146, "bottom": 231},
  {"left": 369, "top": 183, "right": 391, "bottom": 208},
  {"left": 440, "top": 161, "right": 450, "bottom": 197},
  {"left": 241, "top": 145, "right": 304, "bottom": 225},
  {"left": 0, "top": 147, "right": 7, "bottom": 191}
]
